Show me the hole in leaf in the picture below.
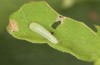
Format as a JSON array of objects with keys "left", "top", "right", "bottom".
[
  {"left": 52, "top": 21, "right": 61, "bottom": 29},
  {"left": 51, "top": 15, "right": 65, "bottom": 29}
]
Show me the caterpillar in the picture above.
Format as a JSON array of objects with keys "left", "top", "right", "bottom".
[{"left": 30, "top": 22, "right": 58, "bottom": 44}]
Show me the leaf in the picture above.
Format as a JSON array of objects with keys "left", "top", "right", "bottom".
[
  {"left": 6, "top": 1, "right": 100, "bottom": 65},
  {"left": 7, "top": 1, "right": 58, "bottom": 44}
]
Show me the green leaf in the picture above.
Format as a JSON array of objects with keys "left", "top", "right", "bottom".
[
  {"left": 6, "top": 1, "right": 100, "bottom": 65},
  {"left": 7, "top": 1, "right": 58, "bottom": 44}
]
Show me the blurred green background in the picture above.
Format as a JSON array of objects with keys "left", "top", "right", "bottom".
[{"left": 1, "top": 0, "right": 100, "bottom": 65}]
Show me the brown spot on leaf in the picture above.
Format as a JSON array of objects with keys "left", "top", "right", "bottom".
[
  {"left": 56, "top": 15, "right": 65, "bottom": 24},
  {"left": 9, "top": 20, "right": 19, "bottom": 32}
]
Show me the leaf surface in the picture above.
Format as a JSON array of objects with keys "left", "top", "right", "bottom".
[{"left": 7, "top": 1, "right": 100, "bottom": 65}]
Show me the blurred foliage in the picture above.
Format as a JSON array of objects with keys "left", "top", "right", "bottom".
[{"left": 1, "top": 0, "right": 100, "bottom": 65}]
